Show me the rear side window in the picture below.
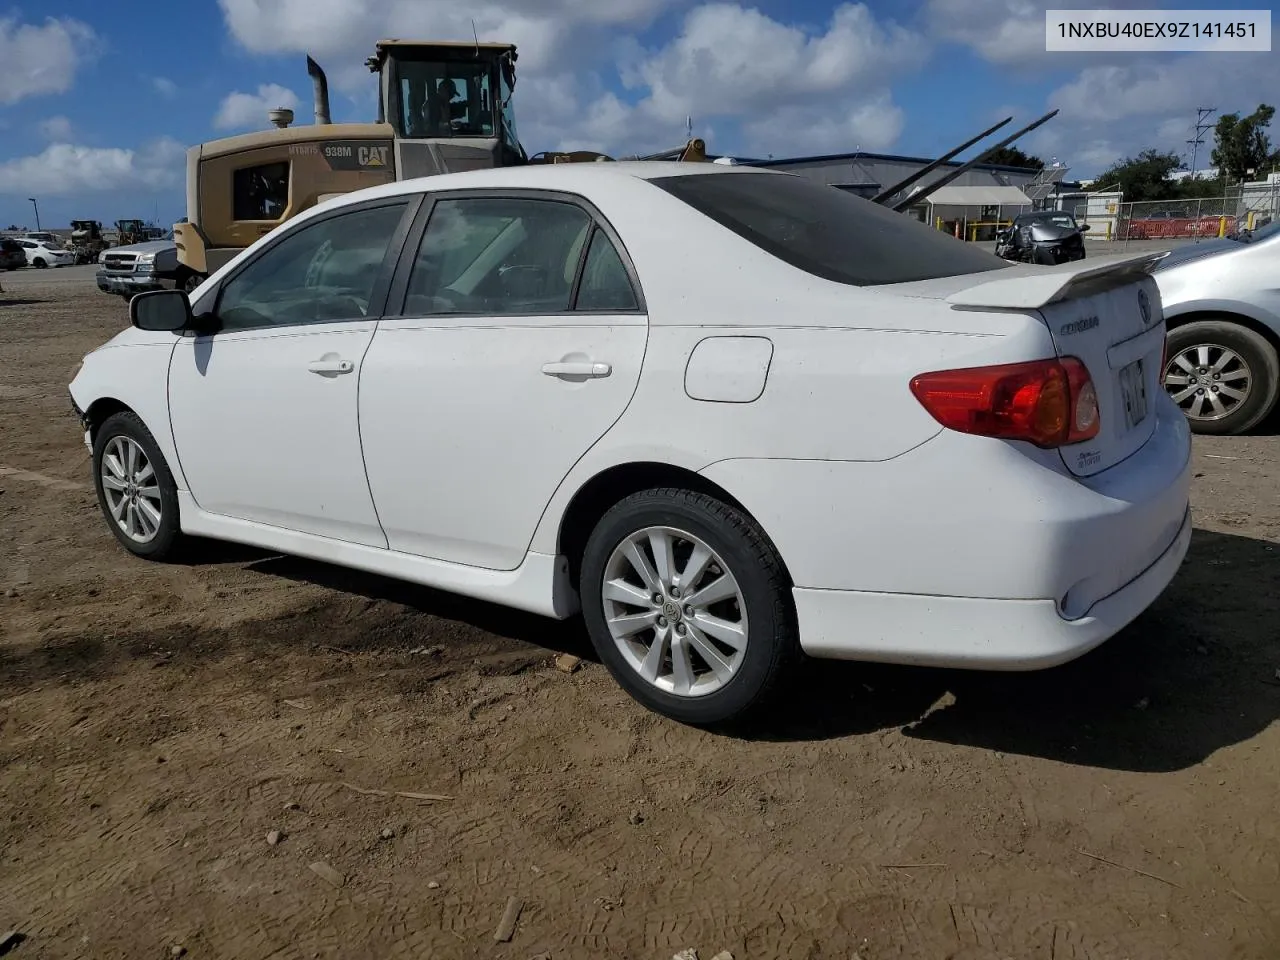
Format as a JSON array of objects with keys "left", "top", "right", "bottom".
[{"left": 650, "top": 172, "right": 1011, "bottom": 286}]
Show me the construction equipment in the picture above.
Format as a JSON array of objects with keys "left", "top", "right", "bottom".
[
  {"left": 69, "top": 220, "right": 107, "bottom": 264},
  {"left": 173, "top": 39, "right": 709, "bottom": 287},
  {"left": 115, "top": 220, "right": 150, "bottom": 246}
]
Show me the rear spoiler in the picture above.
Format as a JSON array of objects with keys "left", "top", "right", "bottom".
[{"left": 946, "top": 251, "right": 1170, "bottom": 310}]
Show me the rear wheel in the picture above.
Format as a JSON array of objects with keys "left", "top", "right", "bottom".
[
  {"left": 91, "top": 411, "right": 185, "bottom": 560},
  {"left": 33, "top": 257, "right": 46, "bottom": 269},
  {"left": 579, "top": 487, "right": 797, "bottom": 726},
  {"left": 1162, "top": 320, "right": 1280, "bottom": 435}
]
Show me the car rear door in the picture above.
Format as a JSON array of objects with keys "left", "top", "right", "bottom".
[{"left": 359, "top": 190, "right": 648, "bottom": 570}]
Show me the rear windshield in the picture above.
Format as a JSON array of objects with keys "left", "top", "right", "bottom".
[{"left": 650, "top": 172, "right": 1011, "bottom": 286}]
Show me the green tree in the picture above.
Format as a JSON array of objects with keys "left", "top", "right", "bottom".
[
  {"left": 1211, "top": 104, "right": 1276, "bottom": 182},
  {"left": 1089, "top": 149, "right": 1181, "bottom": 201},
  {"left": 982, "top": 146, "right": 1045, "bottom": 169}
]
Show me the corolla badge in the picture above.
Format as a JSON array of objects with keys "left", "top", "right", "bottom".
[{"left": 1138, "top": 288, "right": 1153, "bottom": 327}]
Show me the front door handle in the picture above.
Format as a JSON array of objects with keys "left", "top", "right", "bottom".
[
  {"left": 541, "top": 361, "right": 611, "bottom": 379},
  {"left": 308, "top": 358, "right": 354, "bottom": 375}
]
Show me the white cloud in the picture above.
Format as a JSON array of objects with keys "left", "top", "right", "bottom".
[
  {"left": 152, "top": 76, "right": 179, "bottom": 98},
  {"left": 629, "top": 3, "right": 924, "bottom": 123},
  {"left": 217, "top": 0, "right": 671, "bottom": 84},
  {"left": 741, "top": 93, "right": 904, "bottom": 157},
  {"left": 38, "top": 116, "right": 74, "bottom": 142},
  {"left": 0, "top": 14, "right": 99, "bottom": 104},
  {"left": 214, "top": 83, "right": 301, "bottom": 130},
  {"left": 0, "top": 138, "right": 186, "bottom": 196},
  {"left": 516, "top": 2, "right": 921, "bottom": 158},
  {"left": 1025, "top": 51, "right": 1280, "bottom": 175},
  {"left": 925, "top": 0, "right": 1057, "bottom": 66}
]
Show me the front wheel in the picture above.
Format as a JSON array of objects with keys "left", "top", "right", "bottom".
[
  {"left": 1162, "top": 320, "right": 1280, "bottom": 435},
  {"left": 579, "top": 488, "right": 797, "bottom": 726},
  {"left": 91, "top": 411, "right": 186, "bottom": 560}
]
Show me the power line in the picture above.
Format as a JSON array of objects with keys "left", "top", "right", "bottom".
[{"left": 1187, "top": 106, "right": 1216, "bottom": 179}]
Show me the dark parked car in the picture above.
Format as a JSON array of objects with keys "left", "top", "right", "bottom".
[
  {"left": 995, "top": 210, "right": 1089, "bottom": 265},
  {"left": 0, "top": 238, "right": 27, "bottom": 271}
]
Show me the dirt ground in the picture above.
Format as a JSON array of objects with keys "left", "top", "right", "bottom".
[{"left": 2, "top": 268, "right": 1278, "bottom": 960}]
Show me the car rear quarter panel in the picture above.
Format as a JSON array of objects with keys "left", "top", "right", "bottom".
[{"left": 1157, "top": 245, "right": 1280, "bottom": 336}]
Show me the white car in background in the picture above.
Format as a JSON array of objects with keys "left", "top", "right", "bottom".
[
  {"left": 18, "top": 238, "right": 74, "bottom": 269},
  {"left": 67, "top": 163, "right": 1193, "bottom": 725}
]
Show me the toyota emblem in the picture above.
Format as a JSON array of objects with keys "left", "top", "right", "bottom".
[{"left": 1138, "top": 289, "right": 1152, "bottom": 327}]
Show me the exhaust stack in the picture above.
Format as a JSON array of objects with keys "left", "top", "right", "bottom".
[{"left": 306, "top": 55, "right": 331, "bottom": 125}]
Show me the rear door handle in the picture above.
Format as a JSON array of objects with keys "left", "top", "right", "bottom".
[
  {"left": 308, "top": 358, "right": 354, "bottom": 375},
  {"left": 541, "top": 361, "right": 612, "bottom": 379}
]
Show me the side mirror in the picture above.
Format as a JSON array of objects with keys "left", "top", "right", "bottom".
[
  {"left": 1079, "top": 223, "right": 1091, "bottom": 232},
  {"left": 130, "top": 289, "right": 191, "bottom": 332}
]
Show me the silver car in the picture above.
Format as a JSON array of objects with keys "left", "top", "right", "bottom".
[{"left": 1156, "top": 222, "right": 1280, "bottom": 435}]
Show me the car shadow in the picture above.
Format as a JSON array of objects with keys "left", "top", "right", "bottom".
[
  {"left": 239, "top": 552, "right": 598, "bottom": 661},
  {"left": 226, "top": 527, "right": 1279, "bottom": 772},
  {"left": 735, "top": 527, "right": 1279, "bottom": 772},
  {"left": 0, "top": 298, "right": 49, "bottom": 307},
  {"left": 6, "top": 528, "right": 1272, "bottom": 774}
]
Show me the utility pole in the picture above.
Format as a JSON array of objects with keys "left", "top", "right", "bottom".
[
  {"left": 1187, "top": 107, "right": 1215, "bottom": 180},
  {"left": 27, "top": 197, "right": 40, "bottom": 232}
]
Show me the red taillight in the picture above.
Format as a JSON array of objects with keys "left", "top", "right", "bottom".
[{"left": 910, "top": 357, "right": 1100, "bottom": 448}]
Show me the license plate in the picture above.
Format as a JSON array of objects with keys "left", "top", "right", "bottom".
[{"left": 1119, "top": 358, "right": 1148, "bottom": 430}]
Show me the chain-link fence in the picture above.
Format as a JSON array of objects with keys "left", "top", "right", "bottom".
[{"left": 1063, "top": 186, "right": 1279, "bottom": 245}]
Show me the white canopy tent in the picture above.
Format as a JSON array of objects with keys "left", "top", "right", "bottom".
[{"left": 917, "top": 184, "right": 1035, "bottom": 239}]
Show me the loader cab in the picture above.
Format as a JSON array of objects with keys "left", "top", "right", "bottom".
[{"left": 371, "top": 40, "right": 527, "bottom": 178}]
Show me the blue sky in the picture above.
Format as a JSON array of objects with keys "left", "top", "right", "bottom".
[{"left": 1, "top": 0, "right": 1275, "bottom": 229}]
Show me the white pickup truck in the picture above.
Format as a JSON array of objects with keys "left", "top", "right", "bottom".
[{"left": 96, "top": 240, "right": 199, "bottom": 301}]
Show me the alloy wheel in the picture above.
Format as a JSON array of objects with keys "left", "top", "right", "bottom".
[
  {"left": 600, "top": 525, "right": 748, "bottom": 698},
  {"left": 100, "top": 435, "right": 163, "bottom": 543},
  {"left": 1163, "top": 343, "right": 1252, "bottom": 422}
]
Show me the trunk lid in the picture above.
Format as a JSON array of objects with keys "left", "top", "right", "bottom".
[{"left": 944, "top": 252, "right": 1169, "bottom": 477}]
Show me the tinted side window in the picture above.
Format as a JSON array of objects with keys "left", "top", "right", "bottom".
[
  {"left": 650, "top": 173, "right": 1011, "bottom": 286},
  {"left": 404, "top": 197, "right": 592, "bottom": 316},
  {"left": 233, "top": 161, "right": 291, "bottom": 221},
  {"left": 215, "top": 202, "right": 408, "bottom": 331},
  {"left": 575, "top": 228, "right": 638, "bottom": 312}
]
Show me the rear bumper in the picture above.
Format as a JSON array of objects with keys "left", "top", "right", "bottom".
[
  {"left": 792, "top": 505, "right": 1190, "bottom": 669},
  {"left": 699, "top": 392, "right": 1193, "bottom": 668},
  {"left": 96, "top": 271, "right": 166, "bottom": 296}
]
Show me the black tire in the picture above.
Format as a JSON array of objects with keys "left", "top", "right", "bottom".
[
  {"left": 91, "top": 410, "right": 185, "bottom": 560},
  {"left": 1163, "top": 320, "right": 1280, "bottom": 435},
  {"left": 579, "top": 487, "right": 798, "bottom": 726},
  {"left": 180, "top": 272, "right": 204, "bottom": 294},
  {"left": 33, "top": 258, "right": 46, "bottom": 269}
]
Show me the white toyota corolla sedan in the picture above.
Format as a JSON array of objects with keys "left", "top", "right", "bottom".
[{"left": 68, "top": 162, "right": 1193, "bottom": 725}]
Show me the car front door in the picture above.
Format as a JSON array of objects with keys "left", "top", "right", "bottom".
[
  {"left": 359, "top": 191, "right": 648, "bottom": 569},
  {"left": 167, "top": 196, "right": 417, "bottom": 546}
]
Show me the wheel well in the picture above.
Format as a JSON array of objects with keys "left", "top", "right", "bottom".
[
  {"left": 82, "top": 398, "right": 132, "bottom": 444},
  {"left": 557, "top": 462, "right": 754, "bottom": 589},
  {"left": 1166, "top": 310, "right": 1280, "bottom": 354}
]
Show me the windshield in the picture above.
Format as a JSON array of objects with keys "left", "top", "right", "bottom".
[
  {"left": 1021, "top": 212, "right": 1077, "bottom": 229},
  {"left": 651, "top": 172, "right": 1011, "bottom": 286},
  {"left": 390, "top": 56, "right": 495, "bottom": 139}
]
